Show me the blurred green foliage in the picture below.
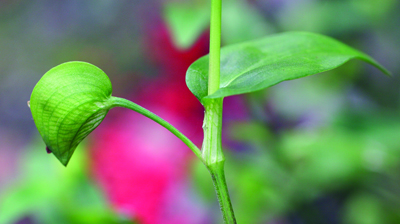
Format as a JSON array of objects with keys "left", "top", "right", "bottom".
[
  {"left": 192, "top": 112, "right": 400, "bottom": 223},
  {"left": 164, "top": 1, "right": 210, "bottom": 49},
  {"left": 0, "top": 140, "right": 134, "bottom": 224}
]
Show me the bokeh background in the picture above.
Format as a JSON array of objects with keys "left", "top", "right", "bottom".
[{"left": 1, "top": 0, "right": 400, "bottom": 223}]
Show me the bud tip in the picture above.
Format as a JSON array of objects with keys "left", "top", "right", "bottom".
[{"left": 46, "top": 146, "right": 52, "bottom": 154}]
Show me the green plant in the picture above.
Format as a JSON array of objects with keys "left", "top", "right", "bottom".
[{"left": 29, "top": 0, "right": 389, "bottom": 223}]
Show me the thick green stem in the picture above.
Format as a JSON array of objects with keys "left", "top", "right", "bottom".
[
  {"left": 205, "top": 0, "right": 236, "bottom": 222},
  {"left": 202, "top": 98, "right": 237, "bottom": 223},
  {"left": 202, "top": 98, "right": 224, "bottom": 165},
  {"left": 110, "top": 96, "right": 203, "bottom": 162}
]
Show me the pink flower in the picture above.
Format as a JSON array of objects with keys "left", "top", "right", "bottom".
[
  {"left": 89, "top": 22, "right": 208, "bottom": 224},
  {"left": 90, "top": 106, "right": 204, "bottom": 224}
]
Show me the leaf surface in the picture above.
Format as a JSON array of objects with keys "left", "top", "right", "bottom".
[
  {"left": 30, "top": 61, "right": 113, "bottom": 166},
  {"left": 186, "top": 32, "right": 390, "bottom": 103}
]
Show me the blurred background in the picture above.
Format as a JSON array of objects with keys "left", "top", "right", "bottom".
[{"left": 1, "top": 0, "right": 400, "bottom": 223}]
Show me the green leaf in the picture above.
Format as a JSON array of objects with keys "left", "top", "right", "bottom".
[
  {"left": 29, "top": 61, "right": 113, "bottom": 166},
  {"left": 30, "top": 61, "right": 202, "bottom": 166},
  {"left": 186, "top": 31, "right": 390, "bottom": 103}
]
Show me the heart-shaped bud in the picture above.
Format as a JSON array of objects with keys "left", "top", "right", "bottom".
[{"left": 30, "top": 61, "right": 113, "bottom": 166}]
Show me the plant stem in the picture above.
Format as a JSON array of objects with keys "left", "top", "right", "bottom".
[
  {"left": 205, "top": 0, "right": 237, "bottom": 223},
  {"left": 209, "top": 161, "right": 236, "bottom": 224},
  {"left": 202, "top": 98, "right": 237, "bottom": 223},
  {"left": 208, "top": 0, "right": 222, "bottom": 95},
  {"left": 202, "top": 98, "right": 224, "bottom": 166},
  {"left": 110, "top": 96, "right": 203, "bottom": 162}
]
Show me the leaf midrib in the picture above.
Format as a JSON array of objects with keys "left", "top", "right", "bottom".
[{"left": 219, "top": 47, "right": 347, "bottom": 89}]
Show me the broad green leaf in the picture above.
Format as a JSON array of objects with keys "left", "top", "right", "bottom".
[
  {"left": 29, "top": 61, "right": 113, "bottom": 166},
  {"left": 186, "top": 31, "right": 390, "bottom": 103}
]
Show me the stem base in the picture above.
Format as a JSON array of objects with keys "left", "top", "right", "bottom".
[{"left": 208, "top": 161, "right": 237, "bottom": 224}]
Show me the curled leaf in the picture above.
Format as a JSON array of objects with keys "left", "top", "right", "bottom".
[{"left": 30, "top": 61, "right": 113, "bottom": 166}]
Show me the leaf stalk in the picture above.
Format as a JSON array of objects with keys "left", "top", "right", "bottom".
[{"left": 110, "top": 96, "right": 203, "bottom": 162}]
